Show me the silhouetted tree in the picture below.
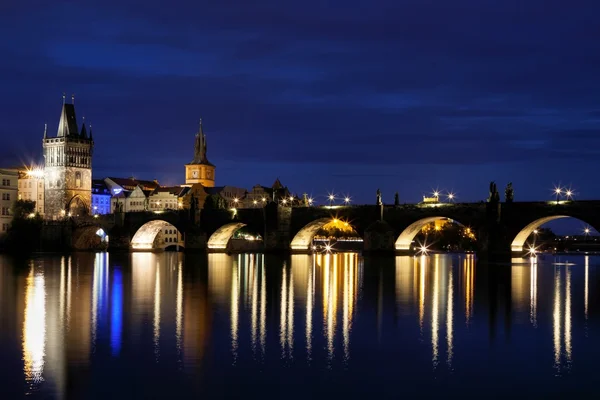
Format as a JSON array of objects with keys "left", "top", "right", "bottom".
[{"left": 2, "top": 200, "right": 43, "bottom": 254}]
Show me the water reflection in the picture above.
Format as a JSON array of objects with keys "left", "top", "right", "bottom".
[
  {"left": 23, "top": 265, "right": 45, "bottom": 389},
  {"left": 0, "top": 252, "right": 598, "bottom": 398}
]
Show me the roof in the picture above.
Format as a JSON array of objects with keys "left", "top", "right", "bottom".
[
  {"left": 92, "top": 179, "right": 110, "bottom": 194},
  {"left": 272, "top": 178, "right": 284, "bottom": 189},
  {"left": 107, "top": 177, "right": 160, "bottom": 191},
  {"left": 57, "top": 103, "right": 79, "bottom": 137},
  {"left": 205, "top": 186, "right": 225, "bottom": 195},
  {"left": 153, "top": 186, "right": 190, "bottom": 197}
]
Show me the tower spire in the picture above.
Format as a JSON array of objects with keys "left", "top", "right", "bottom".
[
  {"left": 43, "top": 123, "right": 47, "bottom": 139},
  {"left": 56, "top": 97, "right": 78, "bottom": 137},
  {"left": 80, "top": 116, "right": 88, "bottom": 138}
]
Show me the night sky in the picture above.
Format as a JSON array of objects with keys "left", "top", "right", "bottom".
[{"left": 2, "top": 1, "right": 600, "bottom": 206}]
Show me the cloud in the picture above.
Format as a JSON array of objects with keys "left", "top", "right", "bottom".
[{"left": 1, "top": 0, "right": 600, "bottom": 201}]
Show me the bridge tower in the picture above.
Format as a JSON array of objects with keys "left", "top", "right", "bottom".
[
  {"left": 43, "top": 96, "right": 94, "bottom": 219},
  {"left": 185, "top": 119, "right": 215, "bottom": 187}
]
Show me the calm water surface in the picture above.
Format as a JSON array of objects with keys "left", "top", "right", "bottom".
[{"left": 0, "top": 252, "right": 598, "bottom": 399}]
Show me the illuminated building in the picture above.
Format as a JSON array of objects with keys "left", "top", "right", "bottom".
[
  {"left": 204, "top": 186, "right": 249, "bottom": 208},
  {"left": 245, "top": 179, "right": 292, "bottom": 205},
  {"left": 0, "top": 168, "right": 18, "bottom": 234},
  {"left": 185, "top": 119, "right": 215, "bottom": 187},
  {"left": 17, "top": 167, "right": 45, "bottom": 215},
  {"left": 148, "top": 186, "right": 191, "bottom": 211},
  {"left": 110, "top": 185, "right": 148, "bottom": 213},
  {"left": 43, "top": 98, "right": 94, "bottom": 219},
  {"left": 91, "top": 179, "right": 111, "bottom": 215}
]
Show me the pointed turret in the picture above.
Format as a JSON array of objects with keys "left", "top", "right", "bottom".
[
  {"left": 89, "top": 124, "right": 93, "bottom": 141},
  {"left": 43, "top": 123, "right": 47, "bottom": 140},
  {"left": 56, "top": 101, "right": 79, "bottom": 137},
  {"left": 80, "top": 118, "right": 88, "bottom": 139},
  {"left": 190, "top": 118, "right": 214, "bottom": 166}
]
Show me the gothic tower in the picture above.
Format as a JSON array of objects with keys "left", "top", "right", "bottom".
[
  {"left": 185, "top": 119, "right": 215, "bottom": 187},
  {"left": 43, "top": 96, "right": 94, "bottom": 219}
]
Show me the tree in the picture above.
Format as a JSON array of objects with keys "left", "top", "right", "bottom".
[
  {"left": 2, "top": 200, "right": 43, "bottom": 254},
  {"left": 11, "top": 199, "right": 36, "bottom": 218}
]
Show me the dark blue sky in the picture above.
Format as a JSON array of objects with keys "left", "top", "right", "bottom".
[{"left": 1, "top": 0, "right": 600, "bottom": 205}]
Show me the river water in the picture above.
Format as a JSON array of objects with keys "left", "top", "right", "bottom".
[{"left": 0, "top": 252, "right": 597, "bottom": 399}]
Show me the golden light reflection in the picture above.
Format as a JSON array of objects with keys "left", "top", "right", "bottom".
[
  {"left": 431, "top": 256, "right": 439, "bottom": 369},
  {"left": 552, "top": 266, "right": 574, "bottom": 375},
  {"left": 419, "top": 255, "right": 426, "bottom": 334},
  {"left": 251, "top": 255, "right": 258, "bottom": 355},
  {"left": 306, "top": 256, "right": 315, "bottom": 360},
  {"left": 279, "top": 262, "right": 294, "bottom": 359},
  {"left": 395, "top": 256, "right": 413, "bottom": 315},
  {"left": 565, "top": 267, "right": 572, "bottom": 367},
  {"left": 154, "top": 266, "right": 161, "bottom": 361},
  {"left": 23, "top": 266, "right": 46, "bottom": 387},
  {"left": 231, "top": 260, "right": 239, "bottom": 363},
  {"left": 176, "top": 262, "right": 183, "bottom": 357},
  {"left": 584, "top": 256, "right": 589, "bottom": 324},
  {"left": 511, "top": 264, "right": 529, "bottom": 318},
  {"left": 530, "top": 258, "right": 538, "bottom": 327},
  {"left": 260, "top": 255, "right": 266, "bottom": 356},
  {"left": 463, "top": 255, "right": 474, "bottom": 326},
  {"left": 342, "top": 253, "right": 356, "bottom": 362},
  {"left": 553, "top": 268, "right": 561, "bottom": 374},
  {"left": 446, "top": 265, "right": 453, "bottom": 368}
]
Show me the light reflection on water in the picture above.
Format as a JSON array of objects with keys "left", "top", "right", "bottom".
[{"left": 0, "top": 252, "right": 597, "bottom": 399}]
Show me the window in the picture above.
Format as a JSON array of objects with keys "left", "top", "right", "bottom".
[
  {"left": 1, "top": 223, "right": 8, "bottom": 232},
  {"left": 28, "top": 182, "right": 32, "bottom": 189},
  {"left": 1, "top": 193, "right": 10, "bottom": 201},
  {"left": 39, "top": 194, "right": 42, "bottom": 200},
  {"left": 1, "top": 207, "right": 9, "bottom": 215}
]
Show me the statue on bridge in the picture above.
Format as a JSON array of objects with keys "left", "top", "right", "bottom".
[
  {"left": 376, "top": 189, "right": 382, "bottom": 206},
  {"left": 505, "top": 182, "right": 514, "bottom": 203},
  {"left": 394, "top": 192, "right": 400, "bottom": 206},
  {"left": 488, "top": 181, "right": 500, "bottom": 204}
]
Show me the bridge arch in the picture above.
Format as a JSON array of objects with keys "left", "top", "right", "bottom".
[
  {"left": 72, "top": 226, "right": 109, "bottom": 250},
  {"left": 290, "top": 218, "right": 331, "bottom": 251},
  {"left": 207, "top": 222, "right": 247, "bottom": 250},
  {"left": 510, "top": 215, "right": 599, "bottom": 252},
  {"left": 66, "top": 194, "right": 89, "bottom": 216},
  {"left": 131, "top": 220, "right": 183, "bottom": 250},
  {"left": 395, "top": 216, "right": 466, "bottom": 251}
]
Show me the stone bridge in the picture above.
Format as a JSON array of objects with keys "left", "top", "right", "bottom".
[{"left": 58, "top": 200, "right": 600, "bottom": 256}]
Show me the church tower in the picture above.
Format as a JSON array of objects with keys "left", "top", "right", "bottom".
[
  {"left": 185, "top": 119, "right": 215, "bottom": 187},
  {"left": 43, "top": 96, "right": 94, "bottom": 219}
]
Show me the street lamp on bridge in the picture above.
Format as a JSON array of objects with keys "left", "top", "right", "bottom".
[
  {"left": 554, "top": 187, "right": 562, "bottom": 204},
  {"left": 328, "top": 193, "right": 336, "bottom": 207}
]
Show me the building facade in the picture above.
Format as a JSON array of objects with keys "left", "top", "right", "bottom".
[
  {"left": 244, "top": 179, "right": 292, "bottom": 206},
  {"left": 17, "top": 168, "right": 45, "bottom": 215},
  {"left": 206, "top": 186, "right": 248, "bottom": 208},
  {"left": 185, "top": 120, "right": 215, "bottom": 187},
  {"left": 43, "top": 99, "right": 94, "bottom": 219},
  {"left": 91, "top": 179, "right": 111, "bottom": 214},
  {"left": 0, "top": 169, "right": 18, "bottom": 234},
  {"left": 110, "top": 185, "right": 147, "bottom": 213},
  {"left": 148, "top": 186, "right": 190, "bottom": 211}
]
